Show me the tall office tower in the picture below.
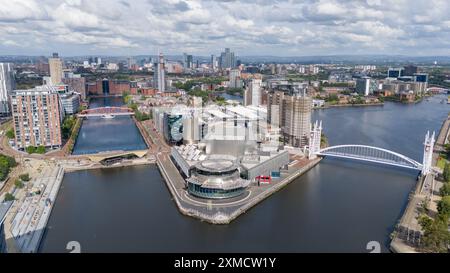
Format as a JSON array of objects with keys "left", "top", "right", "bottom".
[
  {"left": 244, "top": 78, "right": 262, "bottom": 106},
  {"left": 10, "top": 85, "right": 63, "bottom": 149},
  {"left": 228, "top": 69, "right": 242, "bottom": 88},
  {"left": 219, "top": 48, "right": 236, "bottom": 70},
  {"left": 183, "top": 53, "right": 193, "bottom": 69},
  {"left": 153, "top": 52, "right": 166, "bottom": 92},
  {"left": 183, "top": 53, "right": 187, "bottom": 69},
  {"left": 0, "top": 63, "right": 15, "bottom": 116},
  {"left": 211, "top": 55, "right": 217, "bottom": 71},
  {"left": 283, "top": 94, "right": 312, "bottom": 148},
  {"left": 95, "top": 57, "right": 102, "bottom": 65},
  {"left": 267, "top": 91, "right": 285, "bottom": 128},
  {"left": 48, "top": 53, "right": 63, "bottom": 85}
]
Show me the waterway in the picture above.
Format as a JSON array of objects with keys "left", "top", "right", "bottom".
[
  {"left": 40, "top": 94, "right": 449, "bottom": 253},
  {"left": 72, "top": 97, "right": 147, "bottom": 155},
  {"left": 220, "top": 93, "right": 243, "bottom": 103}
]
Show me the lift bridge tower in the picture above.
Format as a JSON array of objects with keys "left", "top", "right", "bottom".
[
  {"left": 307, "top": 120, "right": 322, "bottom": 159},
  {"left": 422, "top": 131, "right": 435, "bottom": 176}
]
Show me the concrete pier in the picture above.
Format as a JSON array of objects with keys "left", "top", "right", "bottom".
[
  {"left": 390, "top": 113, "right": 450, "bottom": 253},
  {"left": 5, "top": 165, "right": 64, "bottom": 253},
  {"left": 157, "top": 151, "right": 321, "bottom": 225}
]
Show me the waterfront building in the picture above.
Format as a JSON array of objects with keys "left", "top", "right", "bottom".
[
  {"left": 171, "top": 140, "right": 288, "bottom": 199},
  {"left": 219, "top": 48, "right": 236, "bottom": 70},
  {"left": 153, "top": 53, "right": 166, "bottom": 92},
  {"left": 244, "top": 78, "right": 262, "bottom": 106},
  {"left": 60, "top": 92, "right": 80, "bottom": 115},
  {"left": 0, "top": 63, "right": 15, "bottom": 116},
  {"left": 10, "top": 85, "right": 63, "bottom": 149},
  {"left": 186, "top": 157, "right": 250, "bottom": 199},
  {"left": 283, "top": 94, "right": 312, "bottom": 148},
  {"left": 387, "top": 67, "right": 403, "bottom": 79},
  {"left": 48, "top": 53, "right": 63, "bottom": 85},
  {"left": 414, "top": 73, "right": 428, "bottom": 83},
  {"left": 356, "top": 77, "right": 377, "bottom": 96}
]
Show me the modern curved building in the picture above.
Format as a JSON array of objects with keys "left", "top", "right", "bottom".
[{"left": 186, "top": 157, "right": 250, "bottom": 199}]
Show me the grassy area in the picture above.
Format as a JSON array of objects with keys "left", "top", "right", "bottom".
[{"left": 437, "top": 158, "right": 447, "bottom": 170}]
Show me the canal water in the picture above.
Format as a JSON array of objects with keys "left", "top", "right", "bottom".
[
  {"left": 39, "top": 94, "right": 449, "bottom": 253},
  {"left": 71, "top": 97, "right": 147, "bottom": 155},
  {"left": 220, "top": 93, "right": 243, "bottom": 103}
]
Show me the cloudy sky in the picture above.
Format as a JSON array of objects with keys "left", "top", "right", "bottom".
[{"left": 1, "top": 0, "right": 450, "bottom": 56}]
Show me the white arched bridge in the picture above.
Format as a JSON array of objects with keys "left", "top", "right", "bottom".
[
  {"left": 317, "top": 145, "right": 423, "bottom": 171},
  {"left": 308, "top": 121, "right": 435, "bottom": 175}
]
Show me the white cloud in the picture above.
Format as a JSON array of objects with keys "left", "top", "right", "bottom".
[{"left": 0, "top": 0, "right": 449, "bottom": 56}]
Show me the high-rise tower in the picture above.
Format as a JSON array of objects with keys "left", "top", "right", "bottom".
[
  {"left": 0, "top": 63, "right": 15, "bottom": 116},
  {"left": 153, "top": 52, "right": 165, "bottom": 92}
]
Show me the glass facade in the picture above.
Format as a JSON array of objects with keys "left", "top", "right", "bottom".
[
  {"left": 163, "top": 114, "right": 183, "bottom": 144},
  {"left": 187, "top": 183, "right": 245, "bottom": 199}
]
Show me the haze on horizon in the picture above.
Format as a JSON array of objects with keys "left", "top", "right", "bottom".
[{"left": 1, "top": 0, "right": 450, "bottom": 57}]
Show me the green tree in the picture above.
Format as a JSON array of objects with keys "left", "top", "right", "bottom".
[
  {"left": 26, "top": 146, "right": 36, "bottom": 154},
  {"left": 437, "top": 196, "right": 450, "bottom": 217},
  {"left": 36, "top": 145, "right": 46, "bottom": 154},
  {"left": 19, "top": 173, "right": 30, "bottom": 181},
  {"left": 440, "top": 182, "right": 450, "bottom": 196},
  {"left": 419, "top": 214, "right": 450, "bottom": 253},
  {"left": 443, "top": 162, "right": 450, "bottom": 182},
  {"left": 5, "top": 128, "right": 15, "bottom": 139},
  {"left": 62, "top": 116, "right": 76, "bottom": 140},
  {"left": 14, "top": 179, "right": 24, "bottom": 189},
  {"left": 0, "top": 154, "right": 16, "bottom": 181},
  {"left": 3, "top": 193, "right": 15, "bottom": 202},
  {"left": 122, "top": 91, "right": 132, "bottom": 105}
]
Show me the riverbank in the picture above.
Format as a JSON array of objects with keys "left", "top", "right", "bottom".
[
  {"left": 4, "top": 164, "right": 64, "bottom": 253},
  {"left": 315, "top": 102, "right": 384, "bottom": 109},
  {"left": 390, "top": 113, "right": 450, "bottom": 253}
]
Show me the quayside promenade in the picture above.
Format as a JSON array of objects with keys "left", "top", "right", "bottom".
[
  {"left": 157, "top": 151, "right": 321, "bottom": 225},
  {"left": 390, "top": 113, "right": 450, "bottom": 253}
]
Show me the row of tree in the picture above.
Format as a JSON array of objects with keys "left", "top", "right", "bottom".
[
  {"left": 0, "top": 154, "right": 17, "bottom": 182},
  {"left": 418, "top": 162, "right": 450, "bottom": 252}
]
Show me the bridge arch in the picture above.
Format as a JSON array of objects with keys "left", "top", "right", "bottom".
[
  {"left": 317, "top": 145, "right": 423, "bottom": 171},
  {"left": 80, "top": 106, "right": 134, "bottom": 115}
]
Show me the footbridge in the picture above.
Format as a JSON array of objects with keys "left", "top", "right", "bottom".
[
  {"left": 77, "top": 107, "right": 134, "bottom": 118},
  {"left": 308, "top": 121, "right": 435, "bottom": 175}
]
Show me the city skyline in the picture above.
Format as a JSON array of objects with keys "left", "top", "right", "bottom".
[{"left": 2, "top": 0, "right": 450, "bottom": 57}]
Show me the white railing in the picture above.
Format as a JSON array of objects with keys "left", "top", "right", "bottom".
[{"left": 318, "top": 145, "right": 423, "bottom": 170}]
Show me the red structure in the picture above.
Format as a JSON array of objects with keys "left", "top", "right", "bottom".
[
  {"left": 79, "top": 107, "right": 133, "bottom": 115},
  {"left": 256, "top": 176, "right": 271, "bottom": 184}
]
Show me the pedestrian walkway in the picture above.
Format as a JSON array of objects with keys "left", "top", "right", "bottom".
[{"left": 8, "top": 165, "right": 63, "bottom": 253}]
